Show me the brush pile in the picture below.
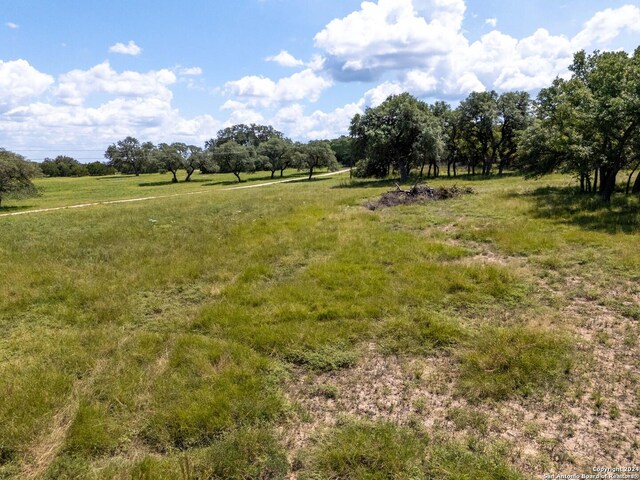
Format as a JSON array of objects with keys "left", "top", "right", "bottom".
[{"left": 365, "top": 183, "right": 474, "bottom": 210}]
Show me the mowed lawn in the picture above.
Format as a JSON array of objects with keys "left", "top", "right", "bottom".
[{"left": 0, "top": 171, "right": 638, "bottom": 479}]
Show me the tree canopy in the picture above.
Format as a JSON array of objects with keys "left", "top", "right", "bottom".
[
  {"left": 206, "top": 124, "right": 284, "bottom": 149},
  {"left": 40, "top": 156, "right": 88, "bottom": 177},
  {"left": 518, "top": 48, "right": 640, "bottom": 201},
  {"left": 297, "top": 141, "right": 339, "bottom": 179},
  {"left": 257, "top": 137, "right": 293, "bottom": 179},
  {"left": 209, "top": 141, "right": 256, "bottom": 182},
  {"left": 350, "top": 93, "right": 442, "bottom": 181},
  {"left": 104, "top": 137, "right": 153, "bottom": 176},
  {"left": 0, "top": 149, "right": 39, "bottom": 207}
]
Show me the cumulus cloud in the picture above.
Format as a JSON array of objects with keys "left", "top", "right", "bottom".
[
  {"left": 266, "top": 50, "right": 304, "bottom": 67},
  {"left": 272, "top": 102, "right": 363, "bottom": 140},
  {"left": 0, "top": 61, "right": 219, "bottom": 151},
  {"left": 313, "top": 1, "right": 640, "bottom": 96},
  {"left": 55, "top": 61, "right": 176, "bottom": 106},
  {"left": 179, "top": 67, "right": 203, "bottom": 76},
  {"left": 108, "top": 40, "right": 142, "bottom": 56},
  {"left": 224, "top": 68, "right": 333, "bottom": 107},
  {"left": 0, "top": 59, "right": 54, "bottom": 111},
  {"left": 572, "top": 4, "right": 640, "bottom": 49},
  {"left": 314, "top": 0, "right": 467, "bottom": 80}
]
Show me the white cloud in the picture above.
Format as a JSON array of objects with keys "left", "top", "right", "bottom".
[
  {"left": 108, "top": 40, "right": 142, "bottom": 56},
  {"left": 361, "top": 81, "right": 404, "bottom": 107},
  {"left": 0, "top": 61, "right": 219, "bottom": 151},
  {"left": 220, "top": 99, "right": 266, "bottom": 125},
  {"left": 0, "top": 59, "right": 54, "bottom": 111},
  {"left": 272, "top": 102, "right": 363, "bottom": 140},
  {"left": 179, "top": 67, "right": 203, "bottom": 76},
  {"left": 572, "top": 4, "right": 640, "bottom": 49},
  {"left": 55, "top": 61, "right": 176, "bottom": 106},
  {"left": 314, "top": 0, "right": 467, "bottom": 79},
  {"left": 266, "top": 50, "right": 304, "bottom": 67},
  {"left": 5, "top": 22, "right": 19, "bottom": 29},
  {"left": 224, "top": 68, "right": 332, "bottom": 107},
  {"left": 313, "top": 1, "right": 639, "bottom": 96}
]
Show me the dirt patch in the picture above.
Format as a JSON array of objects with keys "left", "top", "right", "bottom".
[{"left": 365, "top": 184, "right": 474, "bottom": 210}]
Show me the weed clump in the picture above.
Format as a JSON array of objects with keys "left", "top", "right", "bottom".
[
  {"left": 298, "top": 420, "right": 521, "bottom": 479},
  {"left": 365, "top": 184, "right": 474, "bottom": 210},
  {"left": 458, "top": 325, "right": 574, "bottom": 401}
]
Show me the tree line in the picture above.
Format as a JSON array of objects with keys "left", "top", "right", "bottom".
[
  {"left": 350, "top": 46, "right": 640, "bottom": 202},
  {"left": 1, "top": 46, "right": 638, "bottom": 206},
  {"left": 103, "top": 124, "right": 340, "bottom": 183}
]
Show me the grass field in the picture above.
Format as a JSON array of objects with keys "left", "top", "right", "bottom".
[{"left": 1, "top": 170, "right": 638, "bottom": 479}]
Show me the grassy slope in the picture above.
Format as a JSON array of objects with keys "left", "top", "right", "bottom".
[{"left": 0, "top": 172, "right": 638, "bottom": 479}]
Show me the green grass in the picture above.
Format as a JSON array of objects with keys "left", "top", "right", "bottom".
[
  {"left": 0, "top": 170, "right": 637, "bottom": 477},
  {"left": 458, "top": 325, "right": 574, "bottom": 401},
  {"left": 298, "top": 420, "right": 521, "bottom": 480}
]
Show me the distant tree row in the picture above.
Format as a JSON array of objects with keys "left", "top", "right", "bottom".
[
  {"left": 39, "top": 156, "right": 116, "bottom": 177},
  {"left": 103, "top": 124, "right": 339, "bottom": 183}
]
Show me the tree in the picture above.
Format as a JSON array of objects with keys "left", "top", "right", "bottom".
[
  {"left": 519, "top": 48, "right": 640, "bottom": 201},
  {"left": 104, "top": 137, "right": 150, "bottom": 176},
  {"left": 179, "top": 145, "right": 207, "bottom": 182},
  {"left": 0, "top": 149, "right": 39, "bottom": 207},
  {"left": 86, "top": 161, "right": 116, "bottom": 176},
  {"left": 257, "top": 137, "right": 293, "bottom": 179},
  {"left": 155, "top": 143, "right": 181, "bottom": 183},
  {"left": 458, "top": 91, "right": 499, "bottom": 176},
  {"left": 206, "top": 124, "right": 283, "bottom": 149},
  {"left": 40, "top": 156, "right": 88, "bottom": 177},
  {"left": 329, "top": 136, "right": 354, "bottom": 168},
  {"left": 349, "top": 93, "right": 442, "bottom": 182},
  {"left": 496, "top": 92, "right": 531, "bottom": 175},
  {"left": 297, "top": 141, "right": 339, "bottom": 180},
  {"left": 209, "top": 141, "right": 256, "bottom": 182}
]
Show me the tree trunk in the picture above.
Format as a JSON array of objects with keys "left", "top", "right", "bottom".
[
  {"left": 271, "top": 170, "right": 276, "bottom": 179},
  {"left": 280, "top": 168, "right": 285, "bottom": 177},
  {"left": 308, "top": 166, "right": 314, "bottom": 180},
  {"left": 234, "top": 172, "right": 241, "bottom": 182},
  {"left": 399, "top": 162, "right": 410, "bottom": 182},
  {"left": 171, "top": 171, "right": 178, "bottom": 183},
  {"left": 601, "top": 169, "right": 617, "bottom": 203},
  {"left": 626, "top": 161, "right": 640, "bottom": 194},
  {"left": 632, "top": 172, "right": 640, "bottom": 194},
  {"left": 185, "top": 170, "right": 193, "bottom": 182}
]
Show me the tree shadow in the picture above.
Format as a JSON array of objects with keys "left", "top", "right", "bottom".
[
  {"left": 0, "top": 205, "right": 33, "bottom": 212},
  {"left": 332, "top": 177, "right": 397, "bottom": 189},
  {"left": 519, "top": 186, "right": 640, "bottom": 234},
  {"left": 138, "top": 180, "right": 178, "bottom": 187},
  {"left": 286, "top": 176, "right": 334, "bottom": 184},
  {"left": 137, "top": 179, "right": 210, "bottom": 187},
  {"left": 332, "top": 172, "right": 521, "bottom": 189},
  {"left": 94, "top": 175, "right": 134, "bottom": 180},
  {"left": 443, "top": 171, "right": 520, "bottom": 182}
]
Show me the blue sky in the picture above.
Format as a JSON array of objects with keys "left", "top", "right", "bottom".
[{"left": 1, "top": 0, "right": 639, "bottom": 161}]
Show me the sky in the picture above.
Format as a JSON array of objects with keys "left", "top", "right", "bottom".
[{"left": 1, "top": 0, "right": 639, "bottom": 162}]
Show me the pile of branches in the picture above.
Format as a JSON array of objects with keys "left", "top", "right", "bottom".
[{"left": 365, "top": 182, "right": 474, "bottom": 210}]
